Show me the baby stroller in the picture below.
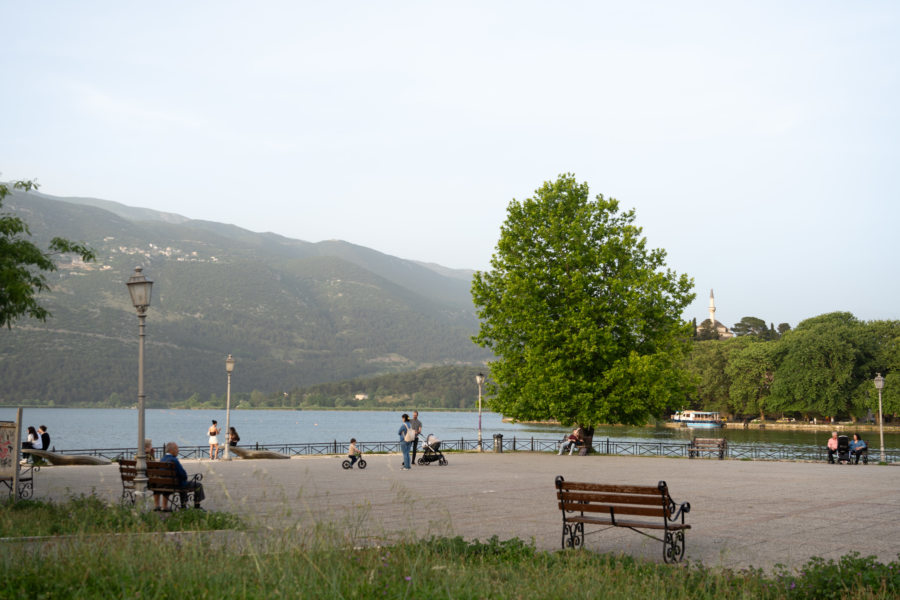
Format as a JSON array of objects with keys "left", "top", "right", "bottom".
[
  {"left": 836, "top": 435, "right": 851, "bottom": 464},
  {"left": 417, "top": 434, "right": 448, "bottom": 466}
]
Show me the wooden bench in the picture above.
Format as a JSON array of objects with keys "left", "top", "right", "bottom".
[
  {"left": 688, "top": 437, "right": 727, "bottom": 459},
  {"left": 119, "top": 459, "right": 202, "bottom": 509},
  {"left": 555, "top": 475, "right": 691, "bottom": 563},
  {"left": 0, "top": 464, "right": 37, "bottom": 500}
]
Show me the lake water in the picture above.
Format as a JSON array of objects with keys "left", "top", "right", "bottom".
[{"left": 2, "top": 407, "right": 898, "bottom": 452}]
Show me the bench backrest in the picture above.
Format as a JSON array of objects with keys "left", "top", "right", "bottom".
[
  {"left": 119, "top": 459, "right": 179, "bottom": 489},
  {"left": 555, "top": 476, "right": 673, "bottom": 519},
  {"left": 692, "top": 437, "right": 725, "bottom": 445}
]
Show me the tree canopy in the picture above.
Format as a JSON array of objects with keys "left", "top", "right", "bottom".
[
  {"left": 471, "top": 174, "right": 695, "bottom": 427},
  {"left": 0, "top": 179, "right": 95, "bottom": 328}
]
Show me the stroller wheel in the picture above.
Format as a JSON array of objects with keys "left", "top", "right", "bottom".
[
  {"left": 357, "top": 459, "right": 367, "bottom": 469},
  {"left": 417, "top": 458, "right": 425, "bottom": 465},
  {"left": 341, "top": 460, "right": 351, "bottom": 469},
  {"left": 439, "top": 457, "right": 448, "bottom": 466}
]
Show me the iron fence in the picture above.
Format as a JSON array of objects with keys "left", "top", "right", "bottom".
[{"left": 49, "top": 437, "right": 900, "bottom": 464}]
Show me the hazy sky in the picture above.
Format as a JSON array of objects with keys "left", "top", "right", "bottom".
[{"left": 2, "top": 2, "right": 898, "bottom": 328}]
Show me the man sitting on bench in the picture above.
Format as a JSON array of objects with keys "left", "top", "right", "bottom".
[{"left": 160, "top": 442, "right": 205, "bottom": 510}]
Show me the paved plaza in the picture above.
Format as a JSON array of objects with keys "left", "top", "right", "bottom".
[{"left": 22, "top": 452, "right": 900, "bottom": 570}]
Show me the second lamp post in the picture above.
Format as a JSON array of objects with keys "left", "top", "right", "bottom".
[
  {"left": 223, "top": 354, "right": 235, "bottom": 460},
  {"left": 476, "top": 373, "right": 485, "bottom": 452}
]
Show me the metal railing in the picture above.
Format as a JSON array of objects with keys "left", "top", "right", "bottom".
[{"left": 48, "top": 437, "right": 900, "bottom": 463}]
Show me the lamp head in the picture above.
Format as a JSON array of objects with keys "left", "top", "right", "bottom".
[
  {"left": 874, "top": 373, "right": 885, "bottom": 391},
  {"left": 126, "top": 266, "right": 153, "bottom": 313},
  {"left": 476, "top": 373, "right": 485, "bottom": 386},
  {"left": 225, "top": 354, "right": 236, "bottom": 374}
]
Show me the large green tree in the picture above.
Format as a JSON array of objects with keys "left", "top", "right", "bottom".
[
  {"left": 726, "top": 339, "right": 781, "bottom": 420},
  {"left": 0, "top": 179, "right": 95, "bottom": 328},
  {"left": 471, "top": 174, "right": 695, "bottom": 435},
  {"left": 769, "top": 312, "right": 870, "bottom": 419}
]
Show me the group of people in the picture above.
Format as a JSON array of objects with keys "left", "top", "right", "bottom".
[
  {"left": 20, "top": 425, "right": 50, "bottom": 463},
  {"left": 207, "top": 420, "right": 240, "bottom": 460},
  {"left": 826, "top": 431, "right": 868, "bottom": 464}
]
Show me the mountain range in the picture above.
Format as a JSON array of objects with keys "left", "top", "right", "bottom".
[{"left": 0, "top": 187, "right": 490, "bottom": 405}]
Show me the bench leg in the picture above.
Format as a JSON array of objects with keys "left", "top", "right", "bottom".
[
  {"left": 663, "top": 530, "right": 686, "bottom": 563},
  {"left": 562, "top": 522, "right": 584, "bottom": 549}
]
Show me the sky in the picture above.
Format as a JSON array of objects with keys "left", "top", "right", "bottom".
[{"left": 2, "top": 1, "right": 898, "bottom": 329}]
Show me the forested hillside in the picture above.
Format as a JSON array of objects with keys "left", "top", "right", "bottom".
[{"left": 0, "top": 189, "right": 489, "bottom": 406}]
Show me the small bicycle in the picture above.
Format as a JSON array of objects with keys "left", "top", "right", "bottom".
[{"left": 342, "top": 454, "right": 367, "bottom": 469}]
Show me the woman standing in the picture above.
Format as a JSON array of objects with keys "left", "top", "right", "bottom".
[
  {"left": 398, "top": 413, "right": 413, "bottom": 470},
  {"left": 208, "top": 420, "right": 221, "bottom": 460}
]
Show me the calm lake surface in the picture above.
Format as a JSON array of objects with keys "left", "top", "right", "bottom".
[{"left": 2, "top": 408, "right": 898, "bottom": 452}]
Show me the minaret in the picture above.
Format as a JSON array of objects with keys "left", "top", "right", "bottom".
[{"left": 708, "top": 289, "right": 716, "bottom": 327}]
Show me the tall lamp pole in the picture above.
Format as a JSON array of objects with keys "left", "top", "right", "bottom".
[
  {"left": 476, "top": 373, "right": 485, "bottom": 452},
  {"left": 126, "top": 266, "right": 153, "bottom": 499},
  {"left": 224, "top": 354, "right": 236, "bottom": 460},
  {"left": 874, "top": 373, "right": 885, "bottom": 463}
]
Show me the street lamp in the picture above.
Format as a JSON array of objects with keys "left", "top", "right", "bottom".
[
  {"left": 476, "top": 373, "right": 485, "bottom": 452},
  {"left": 126, "top": 266, "right": 153, "bottom": 499},
  {"left": 224, "top": 354, "right": 236, "bottom": 460},
  {"left": 874, "top": 373, "right": 885, "bottom": 463}
]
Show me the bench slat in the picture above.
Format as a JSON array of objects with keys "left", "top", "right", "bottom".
[
  {"left": 558, "top": 491, "right": 667, "bottom": 507},
  {"left": 557, "top": 481, "right": 664, "bottom": 495},
  {"left": 558, "top": 501, "right": 666, "bottom": 518}
]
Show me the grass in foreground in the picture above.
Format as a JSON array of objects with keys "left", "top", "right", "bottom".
[
  {"left": 1, "top": 498, "right": 898, "bottom": 599},
  {"left": 0, "top": 495, "right": 241, "bottom": 537}
]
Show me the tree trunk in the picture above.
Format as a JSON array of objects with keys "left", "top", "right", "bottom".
[{"left": 579, "top": 425, "right": 595, "bottom": 454}]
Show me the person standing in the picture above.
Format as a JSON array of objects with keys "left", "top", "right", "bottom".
[
  {"left": 208, "top": 420, "right": 221, "bottom": 460},
  {"left": 398, "top": 414, "right": 414, "bottom": 470},
  {"left": 409, "top": 410, "right": 422, "bottom": 465}
]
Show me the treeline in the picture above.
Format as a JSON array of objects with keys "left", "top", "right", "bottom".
[
  {"left": 684, "top": 312, "right": 899, "bottom": 422},
  {"left": 155, "top": 365, "right": 482, "bottom": 411}
]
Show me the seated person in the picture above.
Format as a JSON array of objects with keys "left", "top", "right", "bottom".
[
  {"left": 826, "top": 431, "right": 839, "bottom": 464},
  {"left": 849, "top": 434, "right": 867, "bottom": 464},
  {"left": 558, "top": 429, "right": 582, "bottom": 455},
  {"left": 347, "top": 438, "right": 361, "bottom": 467},
  {"left": 144, "top": 439, "right": 155, "bottom": 461},
  {"left": 159, "top": 442, "right": 205, "bottom": 511}
]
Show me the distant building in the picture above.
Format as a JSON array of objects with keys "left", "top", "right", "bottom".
[
  {"left": 354, "top": 393, "right": 369, "bottom": 401},
  {"left": 696, "top": 289, "right": 733, "bottom": 339}
]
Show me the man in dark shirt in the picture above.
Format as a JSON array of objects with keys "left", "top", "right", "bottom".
[
  {"left": 160, "top": 442, "right": 205, "bottom": 510},
  {"left": 38, "top": 425, "right": 50, "bottom": 452},
  {"left": 409, "top": 411, "right": 422, "bottom": 465}
]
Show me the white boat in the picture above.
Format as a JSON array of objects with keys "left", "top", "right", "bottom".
[{"left": 672, "top": 410, "right": 724, "bottom": 428}]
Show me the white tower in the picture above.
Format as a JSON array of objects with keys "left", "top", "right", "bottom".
[{"left": 708, "top": 289, "right": 716, "bottom": 326}]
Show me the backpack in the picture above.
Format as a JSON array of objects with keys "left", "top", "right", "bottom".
[{"left": 404, "top": 424, "right": 417, "bottom": 442}]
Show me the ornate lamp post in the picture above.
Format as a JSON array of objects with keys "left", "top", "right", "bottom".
[
  {"left": 126, "top": 266, "right": 153, "bottom": 498},
  {"left": 224, "top": 354, "right": 236, "bottom": 460},
  {"left": 476, "top": 373, "right": 485, "bottom": 452},
  {"left": 874, "top": 373, "right": 885, "bottom": 463}
]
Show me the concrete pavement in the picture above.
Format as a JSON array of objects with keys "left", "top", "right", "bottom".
[{"left": 21, "top": 452, "right": 900, "bottom": 570}]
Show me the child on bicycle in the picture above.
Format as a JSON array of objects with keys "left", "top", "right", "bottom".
[{"left": 348, "top": 438, "right": 361, "bottom": 467}]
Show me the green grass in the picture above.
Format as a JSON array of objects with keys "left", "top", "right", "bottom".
[
  {"left": 0, "top": 495, "right": 242, "bottom": 537},
  {"left": 1, "top": 497, "right": 898, "bottom": 599}
]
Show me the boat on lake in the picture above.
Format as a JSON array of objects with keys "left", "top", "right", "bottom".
[{"left": 672, "top": 410, "right": 724, "bottom": 428}]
